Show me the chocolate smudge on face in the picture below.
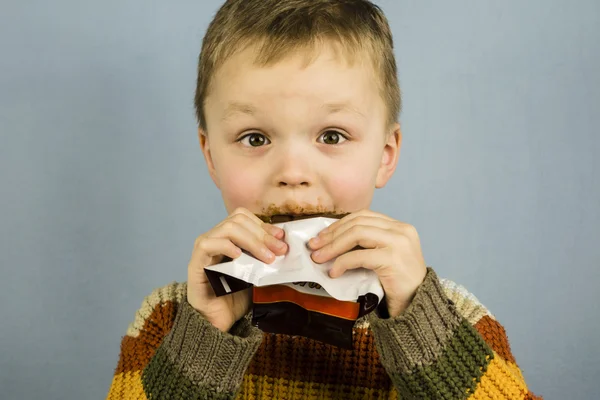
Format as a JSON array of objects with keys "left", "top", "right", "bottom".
[
  {"left": 256, "top": 203, "right": 348, "bottom": 224},
  {"left": 259, "top": 213, "right": 349, "bottom": 224}
]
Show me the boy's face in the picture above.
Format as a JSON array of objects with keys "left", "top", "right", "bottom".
[{"left": 199, "top": 43, "right": 401, "bottom": 216}]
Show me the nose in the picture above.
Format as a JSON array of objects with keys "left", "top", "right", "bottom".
[
  {"left": 273, "top": 147, "right": 313, "bottom": 188},
  {"left": 276, "top": 167, "right": 311, "bottom": 188},
  {"left": 278, "top": 177, "right": 310, "bottom": 188}
]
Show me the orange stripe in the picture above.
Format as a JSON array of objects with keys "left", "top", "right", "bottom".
[
  {"left": 474, "top": 315, "right": 516, "bottom": 364},
  {"left": 253, "top": 285, "right": 359, "bottom": 320},
  {"left": 114, "top": 300, "right": 177, "bottom": 375}
]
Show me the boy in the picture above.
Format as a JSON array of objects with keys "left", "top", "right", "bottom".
[{"left": 107, "top": 0, "right": 540, "bottom": 398}]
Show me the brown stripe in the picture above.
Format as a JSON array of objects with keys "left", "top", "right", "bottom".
[
  {"left": 114, "top": 300, "right": 178, "bottom": 375},
  {"left": 474, "top": 315, "right": 516, "bottom": 364},
  {"left": 246, "top": 327, "right": 392, "bottom": 390}
]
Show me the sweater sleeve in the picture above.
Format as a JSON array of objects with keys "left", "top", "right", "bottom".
[
  {"left": 106, "top": 282, "right": 263, "bottom": 400},
  {"left": 369, "top": 268, "right": 542, "bottom": 399}
]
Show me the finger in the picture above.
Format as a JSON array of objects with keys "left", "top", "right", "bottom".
[
  {"left": 200, "top": 237, "right": 243, "bottom": 259},
  {"left": 228, "top": 209, "right": 286, "bottom": 251},
  {"left": 312, "top": 225, "right": 392, "bottom": 264},
  {"left": 329, "top": 248, "right": 391, "bottom": 278},
  {"left": 223, "top": 212, "right": 288, "bottom": 256},
  {"left": 189, "top": 237, "right": 242, "bottom": 279},
  {"left": 190, "top": 237, "right": 242, "bottom": 268},
  {"left": 212, "top": 220, "right": 279, "bottom": 264},
  {"left": 318, "top": 209, "right": 394, "bottom": 236},
  {"left": 310, "top": 215, "right": 395, "bottom": 249},
  {"left": 230, "top": 207, "right": 284, "bottom": 237},
  {"left": 229, "top": 206, "right": 264, "bottom": 223},
  {"left": 264, "top": 232, "right": 288, "bottom": 256},
  {"left": 263, "top": 223, "right": 285, "bottom": 240}
]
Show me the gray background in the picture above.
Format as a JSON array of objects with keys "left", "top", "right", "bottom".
[{"left": 1, "top": 0, "right": 598, "bottom": 399}]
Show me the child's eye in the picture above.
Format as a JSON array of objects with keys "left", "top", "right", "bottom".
[
  {"left": 238, "top": 133, "right": 271, "bottom": 147},
  {"left": 317, "top": 130, "right": 348, "bottom": 145}
]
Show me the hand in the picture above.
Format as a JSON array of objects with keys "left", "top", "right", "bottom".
[
  {"left": 308, "top": 209, "right": 427, "bottom": 317},
  {"left": 187, "top": 207, "right": 288, "bottom": 332}
]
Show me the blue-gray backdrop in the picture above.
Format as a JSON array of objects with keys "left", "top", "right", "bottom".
[{"left": 1, "top": 1, "right": 598, "bottom": 399}]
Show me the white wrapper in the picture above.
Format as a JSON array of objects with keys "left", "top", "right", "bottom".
[{"left": 204, "top": 217, "right": 384, "bottom": 302}]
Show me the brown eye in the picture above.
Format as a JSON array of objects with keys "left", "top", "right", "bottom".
[
  {"left": 318, "top": 130, "right": 348, "bottom": 145},
  {"left": 239, "top": 133, "right": 271, "bottom": 147}
]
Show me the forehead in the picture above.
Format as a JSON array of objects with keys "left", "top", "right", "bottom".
[{"left": 206, "top": 42, "right": 385, "bottom": 120}]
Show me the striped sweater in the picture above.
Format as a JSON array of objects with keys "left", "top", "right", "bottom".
[{"left": 106, "top": 268, "right": 541, "bottom": 399}]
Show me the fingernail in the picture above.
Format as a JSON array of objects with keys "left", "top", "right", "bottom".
[
  {"left": 312, "top": 249, "right": 321, "bottom": 258},
  {"left": 263, "top": 248, "right": 275, "bottom": 259},
  {"left": 275, "top": 240, "right": 286, "bottom": 249},
  {"left": 310, "top": 236, "right": 320, "bottom": 246}
]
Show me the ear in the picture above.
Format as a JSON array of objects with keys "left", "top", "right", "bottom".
[
  {"left": 198, "top": 128, "right": 220, "bottom": 189},
  {"left": 375, "top": 123, "right": 402, "bottom": 189}
]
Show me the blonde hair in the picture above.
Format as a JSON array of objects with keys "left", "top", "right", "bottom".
[{"left": 194, "top": 0, "right": 401, "bottom": 131}]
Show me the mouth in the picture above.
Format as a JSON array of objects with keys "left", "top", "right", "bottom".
[
  {"left": 258, "top": 212, "right": 348, "bottom": 224},
  {"left": 256, "top": 202, "right": 348, "bottom": 224}
]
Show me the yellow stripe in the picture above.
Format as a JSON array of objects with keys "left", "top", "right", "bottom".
[
  {"left": 105, "top": 354, "right": 526, "bottom": 400},
  {"left": 468, "top": 353, "right": 529, "bottom": 399},
  {"left": 237, "top": 374, "right": 392, "bottom": 400},
  {"left": 106, "top": 370, "right": 147, "bottom": 400}
]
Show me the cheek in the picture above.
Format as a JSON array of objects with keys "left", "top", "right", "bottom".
[
  {"left": 326, "top": 162, "right": 376, "bottom": 207},
  {"left": 218, "top": 168, "right": 264, "bottom": 211}
]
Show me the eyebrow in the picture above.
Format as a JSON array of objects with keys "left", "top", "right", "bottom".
[
  {"left": 221, "top": 101, "right": 365, "bottom": 121},
  {"left": 221, "top": 102, "right": 258, "bottom": 122},
  {"left": 321, "top": 102, "right": 366, "bottom": 119}
]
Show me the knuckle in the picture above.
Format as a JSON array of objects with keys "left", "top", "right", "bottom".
[
  {"left": 196, "top": 238, "right": 210, "bottom": 251},
  {"left": 194, "top": 235, "right": 205, "bottom": 249},
  {"left": 231, "top": 213, "right": 248, "bottom": 224},
  {"left": 255, "top": 236, "right": 267, "bottom": 249},
  {"left": 403, "top": 224, "right": 418, "bottom": 237},
  {"left": 397, "top": 233, "right": 411, "bottom": 247},
  {"left": 355, "top": 216, "right": 368, "bottom": 225},
  {"left": 222, "top": 220, "right": 236, "bottom": 231},
  {"left": 232, "top": 207, "right": 249, "bottom": 217},
  {"left": 326, "top": 242, "right": 337, "bottom": 254},
  {"left": 348, "top": 225, "right": 363, "bottom": 236},
  {"left": 261, "top": 231, "right": 271, "bottom": 242}
]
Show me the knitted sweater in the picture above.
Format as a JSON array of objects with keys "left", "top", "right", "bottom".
[{"left": 106, "top": 268, "right": 541, "bottom": 399}]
